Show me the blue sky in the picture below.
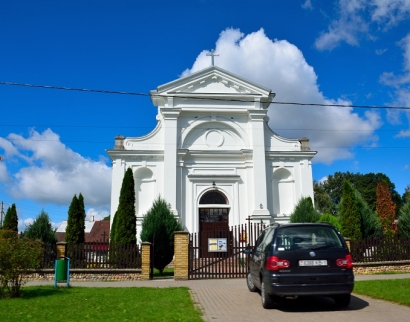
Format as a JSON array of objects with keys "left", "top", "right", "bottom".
[{"left": 1, "top": 0, "right": 409, "bottom": 232}]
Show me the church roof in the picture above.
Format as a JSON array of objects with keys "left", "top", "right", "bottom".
[{"left": 150, "top": 66, "right": 275, "bottom": 106}]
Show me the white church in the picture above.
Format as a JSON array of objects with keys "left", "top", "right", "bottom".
[{"left": 107, "top": 65, "right": 316, "bottom": 240}]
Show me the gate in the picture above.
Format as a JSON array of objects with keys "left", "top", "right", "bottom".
[{"left": 188, "top": 221, "right": 265, "bottom": 279}]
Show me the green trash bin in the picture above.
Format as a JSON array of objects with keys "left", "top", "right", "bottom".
[
  {"left": 56, "top": 260, "right": 67, "bottom": 281},
  {"left": 54, "top": 258, "right": 70, "bottom": 287}
]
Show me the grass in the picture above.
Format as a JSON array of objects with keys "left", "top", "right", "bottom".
[
  {"left": 0, "top": 286, "right": 203, "bottom": 322},
  {"left": 153, "top": 267, "right": 174, "bottom": 279},
  {"left": 354, "top": 279, "right": 410, "bottom": 307}
]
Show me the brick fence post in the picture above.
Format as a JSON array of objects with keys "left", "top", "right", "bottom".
[
  {"left": 56, "top": 241, "right": 67, "bottom": 259},
  {"left": 141, "top": 242, "right": 152, "bottom": 280},
  {"left": 174, "top": 231, "right": 189, "bottom": 280}
]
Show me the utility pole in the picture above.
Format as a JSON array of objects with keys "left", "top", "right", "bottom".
[
  {"left": 0, "top": 201, "right": 4, "bottom": 228},
  {"left": 0, "top": 156, "right": 3, "bottom": 228}
]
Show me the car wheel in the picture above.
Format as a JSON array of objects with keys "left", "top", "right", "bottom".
[
  {"left": 261, "top": 280, "right": 275, "bottom": 309},
  {"left": 333, "top": 294, "right": 351, "bottom": 307},
  {"left": 247, "top": 271, "right": 257, "bottom": 292}
]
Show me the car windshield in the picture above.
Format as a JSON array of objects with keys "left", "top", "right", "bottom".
[{"left": 275, "top": 226, "right": 344, "bottom": 251}]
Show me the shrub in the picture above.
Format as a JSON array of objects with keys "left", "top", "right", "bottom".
[
  {"left": 0, "top": 230, "right": 43, "bottom": 298},
  {"left": 290, "top": 196, "right": 320, "bottom": 223},
  {"left": 140, "top": 197, "right": 183, "bottom": 273},
  {"left": 318, "top": 213, "right": 341, "bottom": 231}
]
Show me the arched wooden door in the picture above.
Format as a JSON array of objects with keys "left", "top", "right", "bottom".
[{"left": 198, "top": 190, "right": 231, "bottom": 257}]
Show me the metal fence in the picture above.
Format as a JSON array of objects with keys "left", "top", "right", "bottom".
[
  {"left": 40, "top": 242, "right": 142, "bottom": 269},
  {"left": 350, "top": 236, "right": 410, "bottom": 263},
  {"left": 188, "top": 222, "right": 265, "bottom": 279}
]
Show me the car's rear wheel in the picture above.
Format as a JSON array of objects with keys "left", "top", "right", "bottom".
[
  {"left": 247, "top": 271, "right": 257, "bottom": 292},
  {"left": 261, "top": 280, "right": 275, "bottom": 309},
  {"left": 333, "top": 294, "right": 351, "bottom": 307}
]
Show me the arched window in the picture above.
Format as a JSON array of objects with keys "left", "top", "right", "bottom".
[
  {"left": 199, "top": 191, "right": 228, "bottom": 205},
  {"left": 199, "top": 191, "right": 229, "bottom": 223}
]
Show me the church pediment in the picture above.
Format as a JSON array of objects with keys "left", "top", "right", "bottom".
[{"left": 151, "top": 66, "right": 275, "bottom": 105}]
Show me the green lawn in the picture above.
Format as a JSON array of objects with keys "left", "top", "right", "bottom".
[
  {"left": 153, "top": 267, "right": 174, "bottom": 279},
  {"left": 354, "top": 279, "right": 410, "bottom": 307},
  {"left": 0, "top": 286, "right": 203, "bottom": 322}
]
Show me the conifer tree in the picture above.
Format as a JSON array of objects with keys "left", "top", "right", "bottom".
[
  {"left": 65, "top": 194, "right": 86, "bottom": 244},
  {"left": 290, "top": 196, "right": 320, "bottom": 223},
  {"left": 111, "top": 167, "right": 136, "bottom": 244},
  {"left": 397, "top": 201, "right": 410, "bottom": 238},
  {"left": 140, "top": 196, "right": 183, "bottom": 273},
  {"left": 355, "top": 189, "right": 381, "bottom": 238},
  {"left": 2, "top": 204, "right": 18, "bottom": 232},
  {"left": 376, "top": 181, "right": 397, "bottom": 237},
  {"left": 24, "top": 210, "right": 56, "bottom": 245},
  {"left": 339, "top": 180, "right": 362, "bottom": 240}
]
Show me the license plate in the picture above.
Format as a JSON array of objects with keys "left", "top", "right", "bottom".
[{"left": 299, "top": 260, "right": 327, "bottom": 266}]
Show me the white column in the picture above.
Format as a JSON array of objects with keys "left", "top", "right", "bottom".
[
  {"left": 161, "top": 104, "right": 180, "bottom": 216},
  {"left": 248, "top": 109, "right": 270, "bottom": 223}
]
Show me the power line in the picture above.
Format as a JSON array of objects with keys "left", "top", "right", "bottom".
[{"left": 1, "top": 80, "right": 410, "bottom": 110}]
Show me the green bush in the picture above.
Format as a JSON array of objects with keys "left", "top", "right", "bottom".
[
  {"left": 140, "top": 197, "right": 183, "bottom": 273},
  {"left": 290, "top": 196, "right": 320, "bottom": 223},
  {"left": 318, "top": 213, "right": 341, "bottom": 231},
  {"left": 0, "top": 230, "right": 43, "bottom": 298}
]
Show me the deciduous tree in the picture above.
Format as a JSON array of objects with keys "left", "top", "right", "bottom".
[{"left": 0, "top": 231, "right": 42, "bottom": 298}]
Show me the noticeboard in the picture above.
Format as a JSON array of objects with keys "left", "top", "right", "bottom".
[{"left": 208, "top": 238, "right": 227, "bottom": 252}]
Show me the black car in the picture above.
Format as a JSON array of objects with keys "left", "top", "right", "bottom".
[{"left": 245, "top": 223, "right": 354, "bottom": 309}]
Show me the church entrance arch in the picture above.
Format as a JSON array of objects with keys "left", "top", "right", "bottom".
[
  {"left": 199, "top": 190, "right": 230, "bottom": 232},
  {"left": 198, "top": 190, "right": 231, "bottom": 257}
]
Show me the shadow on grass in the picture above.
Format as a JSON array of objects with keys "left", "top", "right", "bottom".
[{"left": 19, "top": 286, "right": 70, "bottom": 300}]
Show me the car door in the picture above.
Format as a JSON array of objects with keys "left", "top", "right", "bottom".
[{"left": 250, "top": 230, "right": 265, "bottom": 289}]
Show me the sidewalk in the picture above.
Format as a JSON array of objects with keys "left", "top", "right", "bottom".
[{"left": 27, "top": 274, "right": 410, "bottom": 322}]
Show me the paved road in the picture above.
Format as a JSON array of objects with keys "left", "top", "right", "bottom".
[{"left": 27, "top": 274, "right": 410, "bottom": 322}]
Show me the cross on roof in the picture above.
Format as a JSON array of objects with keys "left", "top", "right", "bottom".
[{"left": 206, "top": 49, "right": 219, "bottom": 66}]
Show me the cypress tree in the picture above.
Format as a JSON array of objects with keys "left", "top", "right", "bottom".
[
  {"left": 23, "top": 210, "right": 56, "bottom": 244},
  {"left": 339, "top": 180, "right": 362, "bottom": 240},
  {"left": 2, "top": 204, "right": 18, "bottom": 232},
  {"left": 65, "top": 194, "right": 85, "bottom": 244},
  {"left": 111, "top": 167, "right": 136, "bottom": 244},
  {"left": 290, "top": 196, "right": 320, "bottom": 223},
  {"left": 140, "top": 196, "right": 183, "bottom": 273}
]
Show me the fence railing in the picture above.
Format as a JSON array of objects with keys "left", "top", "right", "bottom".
[
  {"left": 350, "top": 236, "right": 410, "bottom": 263},
  {"left": 39, "top": 242, "right": 142, "bottom": 269}
]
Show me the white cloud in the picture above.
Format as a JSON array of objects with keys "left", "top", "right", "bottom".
[
  {"left": 182, "top": 28, "right": 381, "bottom": 164},
  {"left": 0, "top": 128, "right": 111, "bottom": 207},
  {"left": 396, "top": 129, "right": 410, "bottom": 137},
  {"left": 315, "top": 0, "right": 410, "bottom": 51},
  {"left": 302, "top": 0, "right": 313, "bottom": 10}
]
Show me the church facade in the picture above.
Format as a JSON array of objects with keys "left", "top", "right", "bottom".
[{"left": 107, "top": 66, "right": 316, "bottom": 241}]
